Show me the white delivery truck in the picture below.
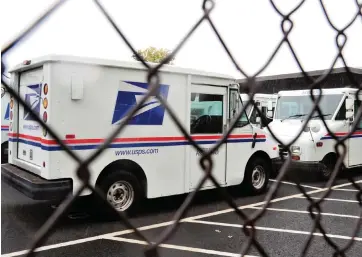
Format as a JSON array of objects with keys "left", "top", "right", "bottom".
[
  {"left": 2, "top": 55, "right": 279, "bottom": 215},
  {"left": 268, "top": 88, "right": 362, "bottom": 180},
  {"left": 1, "top": 85, "right": 10, "bottom": 163},
  {"left": 240, "top": 93, "right": 277, "bottom": 127}
]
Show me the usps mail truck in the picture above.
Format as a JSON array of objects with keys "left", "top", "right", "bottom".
[
  {"left": 1, "top": 85, "right": 10, "bottom": 163},
  {"left": 2, "top": 55, "right": 278, "bottom": 215},
  {"left": 268, "top": 88, "right": 362, "bottom": 180}
]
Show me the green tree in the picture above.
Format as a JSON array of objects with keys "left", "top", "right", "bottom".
[{"left": 132, "top": 46, "right": 175, "bottom": 64}]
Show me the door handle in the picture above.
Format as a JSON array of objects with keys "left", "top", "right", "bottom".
[{"left": 251, "top": 133, "right": 257, "bottom": 148}]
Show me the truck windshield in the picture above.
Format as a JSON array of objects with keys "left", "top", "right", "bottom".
[{"left": 274, "top": 93, "right": 343, "bottom": 120}]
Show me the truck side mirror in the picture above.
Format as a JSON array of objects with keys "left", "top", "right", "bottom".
[
  {"left": 345, "top": 98, "right": 354, "bottom": 110},
  {"left": 345, "top": 98, "right": 354, "bottom": 120},
  {"left": 267, "top": 100, "right": 273, "bottom": 111},
  {"left": 346, "top": 110, "right": 354, "bottom": 119},
  {"left": 255, "top": 116, "right": 261, "bottom": 124},
  {"left": 267, "top": 110, "right": 273, "bottom": 119}
]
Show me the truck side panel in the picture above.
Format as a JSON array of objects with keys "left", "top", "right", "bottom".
[{"left": 47, "top": 62, "right": 189, "bottom": 198}]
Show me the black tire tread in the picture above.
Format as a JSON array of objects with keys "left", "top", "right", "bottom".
[
  {"left": 94, "top": 169, "right": 143, "bottom": 218},
  {"left": 242, "top": 156, "right": 270, "bottom": 195}
]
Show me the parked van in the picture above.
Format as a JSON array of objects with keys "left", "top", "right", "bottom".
[
  {"left": 268, "top": 88, "right": 362, "bottom": 179},
  {"left": 2, "top": 55, "right": 278, "bottom": 215}
]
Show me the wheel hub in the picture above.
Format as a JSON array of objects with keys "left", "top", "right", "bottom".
[
  {"left": 251, "top": 165, "right": 266, "bottom": 190},
  {"left": 107, "top": 181, "right": 134, "bottom": 211}
]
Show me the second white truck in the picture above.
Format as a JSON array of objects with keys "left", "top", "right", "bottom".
[{"left": 268, "top": 88, "right": 362, "bottom": 179}]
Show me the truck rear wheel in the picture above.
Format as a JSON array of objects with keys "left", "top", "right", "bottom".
[
  {"left": 1, "top": 142, "right": 8, "bottom": 164},
  {"left": 242, "top": 156, "right": 270, "bottom": 194},
  {"left": 96, "top": 170, "right": 143, "bottom": 217}
]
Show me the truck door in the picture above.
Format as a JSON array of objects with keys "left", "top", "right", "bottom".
[
  {"left": 226, "top": 89, "right": 254, "bottom": 183},
  {"left": 189, "top": 84, "right": 227, "bottom": 189},
  {"left": 348, "top": 98, "right": 362, "bottom": 167},
  {"left": 17, "top": 67, "right": 44, "bottom": 167}
]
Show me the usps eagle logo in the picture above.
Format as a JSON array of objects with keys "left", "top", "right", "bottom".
[
  {"left": 4, "top": 103, "right": 10, "bottom": 120},
  {"left": 111, "top": 81, "right": 170, "bottom": 125},
  {"left": 23, "top": 84, "right": 41, "bottom": 121}
]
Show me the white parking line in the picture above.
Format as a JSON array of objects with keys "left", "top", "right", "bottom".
[
  {"left": 2, "top": 179, "right": 361, "bottom": 257},
  {"left": 270, "top": 179, "right": 322, "bottom": 190},
  {"left": 296, "top": 196, "right": 360, "bottom": 203},
  {"left": 186, "top": 219, "right": 362, "bottom": 242},
  {"left": 185, "top": 180, "right": 362, "bottom": 222},
  {"left": 103, "top": 236, "right": 259, "bottom": 257},
  {"left": 247, "top": 206, "right": 360, "bottom": 219},
  {"left": 333, "top": 188, "right": 360, "bottom": 192},
  {"left": 270, "top": 180, "right": 361, "bottom": 192}
]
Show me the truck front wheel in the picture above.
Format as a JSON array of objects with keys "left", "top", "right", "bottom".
[
  {"left": 96, "top": 170, "right": 143, "bottom": 217},
  {"left": 319, "top": 155, "right": 340, "bottom": 181},
  {"left": 242, "top": 156, "right": 270, "bottom": 194}
]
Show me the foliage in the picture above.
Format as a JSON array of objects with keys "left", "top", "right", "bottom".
[{"left": 132, "top": 46, "right": 175, "bottom": 64}]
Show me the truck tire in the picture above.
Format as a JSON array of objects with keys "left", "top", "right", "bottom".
[
  {"left": 319, "top": 155, "right": 338, "bottom": 181},
  {"left": 242, "top": 156, "right": 270, "bottom": 194},
  {"left": 1, "top": 142, "right": 8, "bottom": 164},
  {"left": 96, "top": 170, "right": 143, "bottom": 217}
]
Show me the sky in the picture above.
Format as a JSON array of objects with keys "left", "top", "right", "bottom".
[{"left": 1, "top": 0, "right": 361, "bottom": 80}]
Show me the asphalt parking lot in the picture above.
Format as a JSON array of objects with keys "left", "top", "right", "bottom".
[{"left": 1, "top": 170, "right": 362, "bottom": 257}]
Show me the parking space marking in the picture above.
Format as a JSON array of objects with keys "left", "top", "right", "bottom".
[
  {"left": 270, "top": 179, "right": 322, "bottom": 190},
  {"left": 333, "top": 188, "right": 359, "bottom": 192},
  {"left": 296, "top": 196, "right": 360, "bottom": 203},
  {"left": 103, "top": 236, "right": 258, "bottom": 257},
  {"left": 270, "top": 180, "right": 361, "bottom": 192},
  {"left": 3, "top": 179, "right": 361, "bottom": 257},
  {"left": 247, "top": 206, "right": 360, "bottom": 219},
  {"left": 1, "top": 236, "right": 105, "bottom": 257},
  {"left": 185, "top": 219, "right": 362, "bottom": 242},
  {"left": 184, "top": 180, "right": 361, "bottom": 222}
]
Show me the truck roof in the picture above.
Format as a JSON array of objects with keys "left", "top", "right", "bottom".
[
  {"left": 278, "top": 87, "right": 358, "bottom": 96},
  {"left": 8, "top": 54, "right": 236, "bottom": 81}
]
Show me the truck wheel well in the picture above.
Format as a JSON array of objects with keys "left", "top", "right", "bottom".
[
  {"left": 322, "top": 152, "right": 337, "bottom": 163},
  {"left": 96, "top": 159, "right": 147, "bottom": 195},
  {"left": 246, "top": 151, "right": 272, "bottom": 170}
]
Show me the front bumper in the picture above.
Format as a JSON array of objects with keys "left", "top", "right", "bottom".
[
  {"left": 1, "top": 163, "right": 72, "bottom": 200},
  {"left": 272, "top": 157, "right": 323, "bottom": 173}
]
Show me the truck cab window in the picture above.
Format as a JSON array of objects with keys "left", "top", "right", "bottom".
[
  {"left": 335, "top": 98, "right": 346, "bottom": 120},
  {"left": 190, "top": 93, "right": 223, "bottom": 134},
  {"left": 249, "top": 104, "right": 258, "bottom": 124},
  {"left": 230, "top": 90, "right": 248, "bottom": 127}
]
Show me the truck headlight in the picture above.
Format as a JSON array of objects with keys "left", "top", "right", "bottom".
[{"left": 291, "top": 146, "right": 301, "bottom": 155}]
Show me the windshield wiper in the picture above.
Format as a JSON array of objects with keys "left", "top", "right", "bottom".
[
  {"left": 281, "top": 114, "right": 307, "bottom": 122},
  {"left": 310, "top": 114, "right": 331, "bottom": 119}
]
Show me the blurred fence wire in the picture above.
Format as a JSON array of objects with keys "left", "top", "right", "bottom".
[{"left": 1, "top": 0, "right": 362, "bottom": 256}]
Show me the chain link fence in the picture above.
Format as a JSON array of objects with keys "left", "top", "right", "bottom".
[{"left": 1, "top": 0, "right": 362, "bottom": 256}]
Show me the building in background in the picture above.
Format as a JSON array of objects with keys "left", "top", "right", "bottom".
[{"left": 237, "top": 67, "right": 362, "bottom": 94}]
